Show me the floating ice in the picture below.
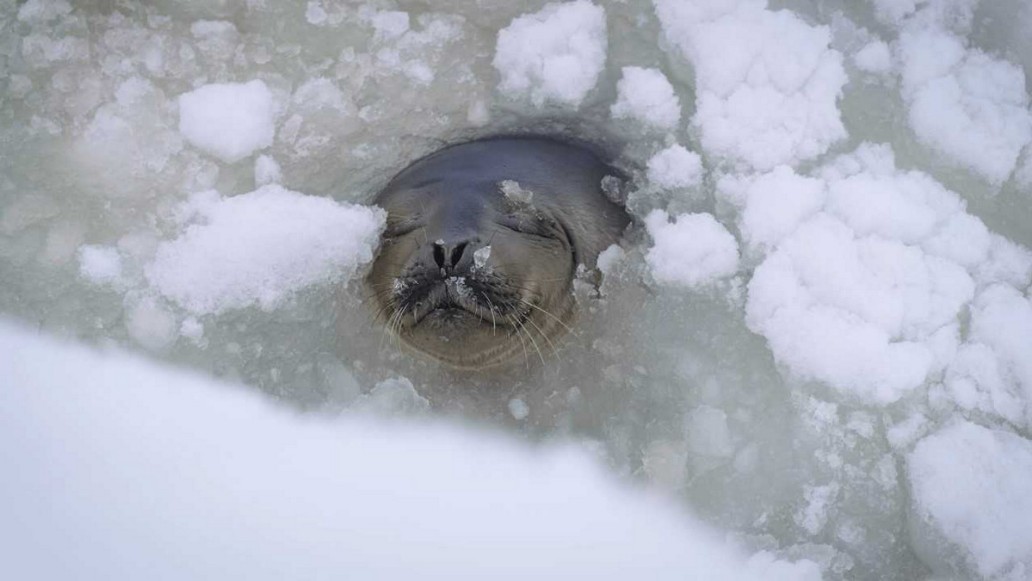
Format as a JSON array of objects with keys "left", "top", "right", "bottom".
[
  {"left": 16, "top": 0, "right": 71, "bottom": 24},
  {"left": 854, "top": 41, "right": 893, "bottom": 74},
  {"left": 77, "top": 245, "right": 123, "bottom": 286},
  {"left": 898, "top": 28, "right": 1032, "bottom": 185},
  {"left": 654, "top": 0, "right": 847, "bottom": 170},
  {"left": 946, "top": 284, "right": 1032, "bottom": 429},
  {"left": 645, "top": 210, "right": 739, "bottom": 288},
  {"left": 610, "top": 66, "right": 681, "bottom": 130},
  {"left": 254, "top": 154, "right": 282, "bottom": 186},
  {"left": 125, "top": 297, "right": 177, "bottom": 351},
  {"left": 145, "top": 185, "right": 385, "bottom": 315},
  {"left": 178, "top": 80, "right": 277, "bottom": 164},
  {"left": 908, "top": 421, "right": 1032, "bottom": 579},
  {"left": 646, "top": 144, "right": 703, "bottom": 190},
  {"left": 493, "top": 0, "right": 607, "bottom": 107},
  {"left": 0, "top": 321, "right": 820, "bottom": 580},
  {"left": 741, "top": 145, "right": 986, "bottom": 403}
]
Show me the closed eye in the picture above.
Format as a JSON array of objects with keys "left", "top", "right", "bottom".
[
  {"left": 383, "top": 216, "right": 423, "bottom": 239},
  {"left": 496, "top": 213, "right": 559, "bottom": 240}
]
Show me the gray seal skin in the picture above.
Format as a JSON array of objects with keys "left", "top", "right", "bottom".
[{"left": 366, "top": 136, "right": 630, "bottom": 370}]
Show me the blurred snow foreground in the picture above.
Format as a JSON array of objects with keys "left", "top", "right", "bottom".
[
  {"left": 4, "top": 0, "right": 1032, "bottom": 579},
  {"left": 0, "top": 321, "right": 820, "bottom": 580}
]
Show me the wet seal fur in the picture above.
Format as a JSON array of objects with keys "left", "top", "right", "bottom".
[{"left": 366, "top": 136, "right": 630, "bottom": 369}]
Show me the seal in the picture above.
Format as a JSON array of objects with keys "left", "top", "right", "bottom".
[{"left": 366, "top": 136, "right": 630, "bottom": 369}]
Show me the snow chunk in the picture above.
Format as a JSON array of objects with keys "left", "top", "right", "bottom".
[
  {"left": 493, "top": 1, "right": 607, "bottom": 107},
  {"left": 77, "top": 245, "right": 123, "bottom": 286},
  {"left": 743, "top": 146, "right": 981, "bottom": 404},
  {"left": 948, "top": 285, "right": 1032, "bottom": 429},
  {"left": 0, "top": 321, "right": 821, "bottom": 580},
  {"left": 145, "top": 185, "right": 385, "bottom": 315},
  {"left": 178, "top": 80, "right": 277, "bottom": 163},
  {"left": 610, "top": 66, "right": 681, "bottom": 130},
  {"left": 646, "top": 144, "right": 703, "bottom": 190},
  {"left": 722, "top": 166, "right": 825, "bottom": 252},
  {"left": 125, "top": 297, "right": 177, "bottom": 351},
  {"left": 898, "top": 29, "right": 1032, "bottom": 185},
  {"left": 17, "top": 0, "right": 72, "bottom": 23},
  {"left": 653, "top": 0, "right": 847, "bottom": 170},
  {"left": 254, "top": 155, "right": 282, "bottom": 186},
  {"left": 908, "top": 421, "right": 1032, "bottom": 579},
  {"left": 645, "top": 210, "right": 739, "bottom": 288},
  {"left": 854, "top": 40, "right": 893, "bottom": 74}
]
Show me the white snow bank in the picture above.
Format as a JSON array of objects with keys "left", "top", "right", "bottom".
[
  {"left": 898, "top": 28, "right": 1032, "bottom": 185},
  {"left": 610, "top": 66, "right": 681, "bottom": 130},
  {"left": 645, "top": 210, "right": 739, "bottom": 288},
  {"left": 646, "top": 144, "right": 703, "bottom": 190},
  {"left": 0, "top": 321, "right": 820, "bottom": 581},
  {"left": 145, "top": 185, "right": 384, "bottom": 315},
  {"left": 737, "top": 144, "right": 1029, "bottom": 404},
  {"left": 178, "top": 80, "right": 277, "bottom": 163},
  {"left": 493, "top": 0, "right": 607, "bottom": 107},
  {"left": 653, "top": 0, "right": 846, "bottom": 170},
  {"left": 908, "top": 421, "right": 1032, "bottom": 579}
]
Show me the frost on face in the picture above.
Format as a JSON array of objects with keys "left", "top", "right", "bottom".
[
  {"left": 473, "top": 245, "right": 492, "bottom": 270},
  {"left": 499, "top": 179, "right": 534, "bottom": 205}
]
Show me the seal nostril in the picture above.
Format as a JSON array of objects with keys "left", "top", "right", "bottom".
[
  {"left": 451, "top": 242, "right": 468, "bottom": 267},
  {"left": 432, "top": 243, "right": 446, "bottom": 269}
]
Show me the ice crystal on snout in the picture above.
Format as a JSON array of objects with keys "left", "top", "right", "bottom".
[
  {"left": 473, "top": 245, "right": 492, "bottom": 270},
  {"left": 499, "top": 180, "right": 534, "bottom": 205}
]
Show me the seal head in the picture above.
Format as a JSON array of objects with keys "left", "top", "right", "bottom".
[{"left": 366, "top": 137, "right": 629, "bottom": 369}]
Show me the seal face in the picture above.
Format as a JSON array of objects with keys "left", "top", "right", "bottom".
[{"left": 366, "top": 137, "right": 629, "bottom": 369}]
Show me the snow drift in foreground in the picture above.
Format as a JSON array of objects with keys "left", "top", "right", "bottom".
[{"left": 0, "top": 321, "right": 820, "bottom": 581}]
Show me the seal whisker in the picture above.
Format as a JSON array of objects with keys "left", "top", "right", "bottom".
[
  {"left": 518, "top": 297, "right": 576, "bottom": 337},
  {"left": 512, "top": 313, "right": 546, "bottom": 368},
  {"left": 505, "top": 313, "right": 531, "bottom": 369},
  {"left": 524, "top": 315, "right": 560, "bottom": 363}
]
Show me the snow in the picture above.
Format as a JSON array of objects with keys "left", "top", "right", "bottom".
[
  {"left": 646, "top": 144, "right": 703, "bottom": 190},
  {"left": 736, "top": 144, "right": 1018, "bottom": 404},
  {"left": 645, "top": 210, "right": 739, "bottom": 288},
  {"left": 5, "top": 1, "right": 1032, "bottom": 578},
  {"left": 946, "top": 285, "right": 1032, "bottom": 429},
  {"left": 908, "top": 421, "right": 1032, "bottom": 579},
  {"left": 178, "top": 80, "right": 278, "bottom": 164},
  {"left": 0, "top": 320, "right": 819, "bottom": 580},
  {"left": 898, "top": 28, "right": 1032, "bottom": 185},
  {"left": 16, "top": 0, "right": 72, "bottom": 24},
  {"left": 653, "top": 0, "right": 847, "bottom": 170},
  {"left": 610, "top": 66, "right": 681, "bottom": 130},
  {"left": 145, "top": 185, "right": 385, "bottom": 315},
  {"left": 493, "top": 1, "right": 607, "bottom": 107},
  {"left": 253, "top": 154, "right": 282, "bottom": 186},
  {"left": 77, "top": 245, "right": 123, "bottom": 285},
  {"left": 854, "top": 41, "right": 893, "bottom": 74}
]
